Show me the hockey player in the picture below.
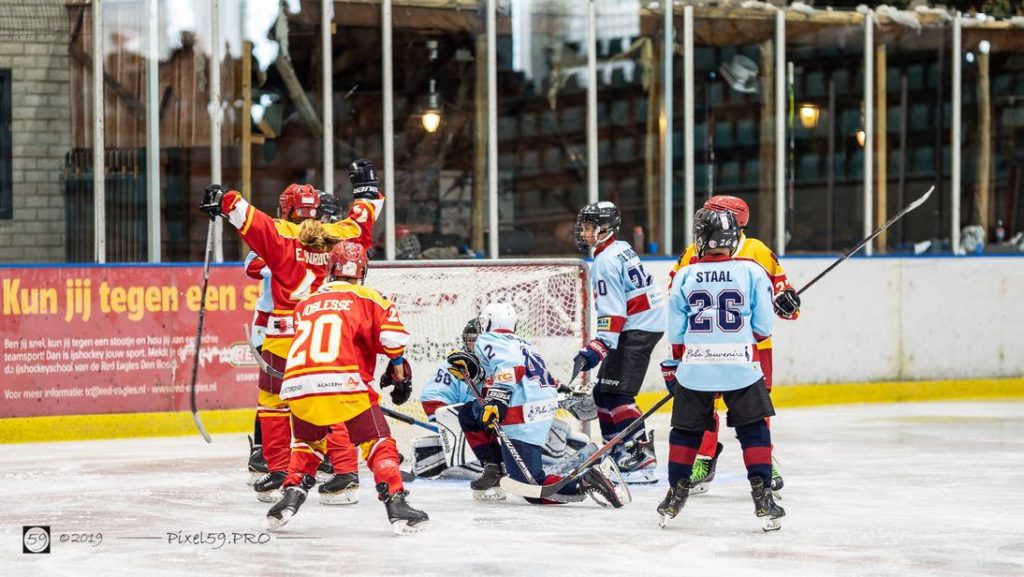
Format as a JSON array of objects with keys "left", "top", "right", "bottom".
[
  {"left": 447, "top": 303, "right": 630, "bottom": 507},
  {"left": 667, "top": 195, "right": 799, "bottom": 494},
  {"left": 261, "top": 241, "right": 426, "bottom": 534},
  {"left": 200, "top": 161, "right": 382, "bottom": 503},
  {"left": 658, "top": 208, "right": 785, "bottom": 531},
  {"left": 572, "top": 201, "right": 665, "bottom": 484}
]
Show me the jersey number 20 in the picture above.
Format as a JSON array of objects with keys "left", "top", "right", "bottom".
[{"left": 290, "top": 315, "right": 343, "bottom": 365}]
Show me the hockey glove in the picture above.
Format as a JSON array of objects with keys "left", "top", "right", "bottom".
[
  {"left": 481, "top": 386, "right": 512, "bottom": 428},
  {"left": 349, "top": 159, "right": 381, "bottom": 200},
  {"left": 379, "top": 357, "right": 413, "bottom": 405},
  {"left": 446, "top": 350, "right": 484, "bottom": 387},
  {"left": 573, "top": 339, "right": 609, "bottom": 373},
  {"left": 660, "top": 360, "right": 680, "bottom": 394},
  {"left": 773, "top": 288, "right": 801, "bottom": 319},
  {"left": 199, "top": 185, "right": 226, "bottom": 219},
  {"left": 318, "top": 191, "right": 341, "bottom": 223}
]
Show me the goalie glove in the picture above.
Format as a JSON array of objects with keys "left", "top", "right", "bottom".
[
  {"left": 660, "top": 360, "right": 680, "bottom": 394},
  {"left": 573, "top": 339, "right": 609, "bottom": 373},
  {"left": 446, "top": 350, "right": 484, "bottom": 387},
  {"left": 481, "top": 386, "right": 512, "bottom": 428},
  {"left": 379, "top": 357, "right": 413, "bottom": 405},
  {"left": 773, "top": 288, "right": 801, "bottom": 319}
]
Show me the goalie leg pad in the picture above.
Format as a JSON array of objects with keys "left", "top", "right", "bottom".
[
  {"left": 542, "top": 418, "right": 571, "bottom": 459},
  {"left": 410, "top": 435, "right": 448, "bottom": 478}
]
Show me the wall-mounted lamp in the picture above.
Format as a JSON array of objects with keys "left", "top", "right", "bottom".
[
  {"left": 798, "top": 103, "right": 820, "bottom": 130},
  {"left": 856, "top": 129, "right": 866, "bottom": 148},
  {"left": 421, "top": 79, "right": 441, "bottom": 133}
]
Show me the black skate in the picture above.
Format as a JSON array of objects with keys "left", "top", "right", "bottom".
[
  {"left": 578, "top": 456, "right": 631, "bottom": 509},
  {"left": 316, "top": 457, "right": 334, "bottom": 483},
  {"left": 247, "top": 436, "right": 268, "bottom": 485},
  {"left": 254, "top": 471, "right": 287, "bottom": 503},
  {"left": 615, "top": 430, "right": 658, "bottom": 485},
  {"left": 751, "top": 477, "right": 786, "bottom": 532},
  {"left": 377, "top": 482, "right": 429, "bottom": 535},
  {"left": 657, "top": 479, "right": 691, "bottom": 528},
  {"left": 318, "top": 471, "right": 360, "bottom": 505},
  {"left": 771, "top": 456, "right": 784, "bottom": 492},
  {"left": 689, "top": 442, "right": 724, "bottom": 495},
  {"left": 264, "top": 475, "right": 315, "bottom": 531},
  {"left": 470, "top": 462, "right": 506, "bottom": 501}
]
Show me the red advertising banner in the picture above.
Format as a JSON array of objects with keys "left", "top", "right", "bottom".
[{"left": 0, "top": 264, "right": 260, "bottom": 418}]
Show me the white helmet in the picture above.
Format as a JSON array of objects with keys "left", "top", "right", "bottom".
[{"left": 479, "top": 302, "right": 518, "bottom": 333}]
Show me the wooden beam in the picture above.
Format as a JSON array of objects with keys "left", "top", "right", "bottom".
[
  {"left": 758, "top": 39, "right": 775, "bottom": 241},
  {"left": 644, "top": 35, "right": 661, "bottom": 253},
  {"left": 241, "top": 40, "right": 252, "bottom": 260},
  {"left": 472, "top": 33, "right": 486, "bottom": 254},
  {"left": 875, "top": 44, "right": 887, "bottom": 254},
  {"left": 976, "top": 49, "right": 991, "bottom": 231}
]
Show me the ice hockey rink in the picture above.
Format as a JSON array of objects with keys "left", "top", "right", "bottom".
[{"left": 2, "top": 400, "right": 1023, "bottom": 577}]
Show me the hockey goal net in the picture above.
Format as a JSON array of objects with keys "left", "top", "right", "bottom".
[{"left": 369, "top": 259, "right": 590, "bottom": 451}]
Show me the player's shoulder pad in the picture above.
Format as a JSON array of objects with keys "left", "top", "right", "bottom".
[
  {"left": 274, "top": 219, "right": 300, "bottom": 238},
  {"left": 320, "top": 282, "right": 394, "bottom": 309}
]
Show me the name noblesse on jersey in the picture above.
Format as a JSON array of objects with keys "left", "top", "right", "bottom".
[
  {"left": 694, "top": 270, "right": 733, "bottom": 283},
  {"left": 299, "top": 298, "right": 353, "bottom": 317}
]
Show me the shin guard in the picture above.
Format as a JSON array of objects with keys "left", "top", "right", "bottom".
[
  {"left": 327, "top": 423, "right": 359, "bottom": 475},
  {"left": 364, "top": 437, "right": 403, "bottom": 494}
]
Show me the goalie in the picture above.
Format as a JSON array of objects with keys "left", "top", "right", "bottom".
[
  {"left": 411, "top": 319, "right": 591, "bottom": 483},
  {"left": 446, "top": 303, "right": 630, "bottom": 507}
]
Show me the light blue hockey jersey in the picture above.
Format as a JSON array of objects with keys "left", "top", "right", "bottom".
[
  {"left": 665, "top": 255, "right": 775, "bottom": 392},
  {"left": 419, "top": 360, "right": 474, "bottom": 417},
  {"left": 474, "top": 331, "right": 560, "bottom": 446},
  {"left": 591, "top": 240, "right": 666, "bottom": 348},
  {"left": 244, "top": 251, "right": 273, "bottom": 348}
]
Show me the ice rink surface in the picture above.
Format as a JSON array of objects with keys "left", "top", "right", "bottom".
[{"left": 3, "top": 400, "right": 1024, "bottom": 577}]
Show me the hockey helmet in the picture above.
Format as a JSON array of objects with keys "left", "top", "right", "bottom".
[
  {"left": 317, "top": 191, "right": 341, "bottom": 223},
  {"left": 703, "top": 195, "right": 749, "bottom": 228},
  {"left": 693, "top": 208, "right": 740, "bottom": 257},
  {"left": 462, "top": 317, "right": 482, "bottom": 351},
  {"left": 479, "top": 302, "right": 518, "bottom": 333},
  {"left": 279, "top": 183, "right": 321, "bottom": 223},
  {"left": 574, "top": 201, "right": 621, "bottom": 252},
  {"left": 327, "top": 241, "right": 369, "bottom": 283}
]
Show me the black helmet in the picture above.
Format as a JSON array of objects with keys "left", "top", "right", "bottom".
[
  {"left": 574, "top": 201, "right": 621, "bottom": 252},
  {"left": 693, "top": 208, "right": 740, "bottom": 257},
  {"left": 462, "top": 317, "right": 482, "bottom": 351}
]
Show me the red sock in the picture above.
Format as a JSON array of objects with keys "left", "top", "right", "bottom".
[
  {"left": 697, "top": 412, "right": 720, "bottom": 458},
  {"left": 258, "top": 410, "right": 292, "bottom": 473},
  {"left": 327, "top": 423, "right": 359, "bottom": 475},
  {"left": 284, "top": 441, "right": 323, "bottom": 487},
  {"left": 366, "top": 437, "right": 403, "bottom": 494}
]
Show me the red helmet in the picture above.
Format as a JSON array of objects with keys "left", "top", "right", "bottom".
[
  {"left": 703, "top": 195, "right": 749, "bottom": 228},
  {"left": 279, "top": 184, "right": 320, "bottom": 222},
  {"left": 327, "top": 241, "right": 368, "bottom": 282}
]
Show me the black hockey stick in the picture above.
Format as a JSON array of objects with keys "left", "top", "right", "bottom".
[
  {"left": 242, "top": 324, "right": 437, "bottom": 432},
  {"left": 797, "top": 186, "right": 934, "bottom": 296},
  {"left": 500, "top": 391, "right": 673, "bottom": 499},
  {"left": 189, "top": 218, "right": 215, "bottom": 444}
]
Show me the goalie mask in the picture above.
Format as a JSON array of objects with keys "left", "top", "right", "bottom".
[
  {"left": 574, "top": 201, "right": 621, "bottom": 252},
  {"left": 693, "top": 208, "right": 740, "bottom": 257},
  {"left": 703, "top": 195, "right": 750, "bottom": 228},
  {"left": 462, "top": 318, "right": 482, "bottom": 351},
  {"left": 279, "top": 183, "right": 321, "bottom": 223},
  {"left": 327, "top": 241, "right": 369, "bottom": 283},
  {"left": 479, "top": 302, "right": 517, "bottom": 333}
]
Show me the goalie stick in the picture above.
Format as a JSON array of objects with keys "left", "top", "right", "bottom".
[
  {"left": 797, "top": 186, "right": 933, "bottom": 296},
  {"left": 241, "top": 324, "right": 437, "bottom": 433},
  {"left": 188, "top": 219, "right": 215, "bottom": 444},
  {"left": 499, "top": 391, "right": 673, "bottom": 499}
]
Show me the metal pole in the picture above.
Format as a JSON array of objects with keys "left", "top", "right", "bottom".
[
  {"left": 661, "top": 2, "right": 673, "bottom": 255},
  {"left": 210, "top": 0, "right": 223, "bottom": 262},
  {"left": 683, "top": 6, "right": 694, "bottom": 247},
  {"left": 382, "top": 0, "right": 396, "bottom": 260},
  {"left": 146, "top": 0, "right": 160, "bottom": 262},
  {"left": 92, "top": 0, "right": 105, "bottom": 263},
  {"left": 322, "top": 0, "right": 334, "bottom": 197},
  {"left": 951, "top": 13, "right": 962, "bottom": 253},
  {"left": 775, "top": 9, "right": 785, "bottom": 255},
  {"left": 863, "top": 12, "right": 874, "bottom": 256},
  {"left": 487, "top": 0, "right": 499, "bottom": 257},
  {"left": 586, "top": 0, "right": 598, "bottom": 204}
]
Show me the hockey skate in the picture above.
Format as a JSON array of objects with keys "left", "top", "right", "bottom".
[
  {"left": 578, "top": 455, "right": 631, "bottom": 509},
  {"left": 689, "top": 442, "right": 724, "bottom": 495},
  {"left": 615, "top": 430, "right": 658, "bottom": 485},
  {"left": 247, "top": 435, "right": 268, "bottom": 485},
  {"left": 377, "top": 482, "right": 429, "bottom": 535},
  {"left": 316, "top": 457, "right": 334, "bottom": 483},
  {"left": 657, "top": 479, "right": 691, "bottom": 528},
  {"left": 771, "top": 456, "right": 784, "bottom": 492},
  {"left": 254, "top": 471, "right": 287, "bottom": 503},
  {"left": 318, "top": 471, "right": 360, "bottom": 505},
  {"left": 470, "top": 462, "right": 506, "bottom": 501},
  {"left": 264, "top": 475, "right": 315, "bottom": 531},
  {"left": 751, "top": 477, "right": 785, "bottom": 531}
]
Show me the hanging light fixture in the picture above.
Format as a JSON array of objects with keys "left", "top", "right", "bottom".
[
  {"left": 798, "top": 103, "right": 820, "bottom": 130},
  {"left": 421, "top": 40, "right": 442, "bottom": 133}
]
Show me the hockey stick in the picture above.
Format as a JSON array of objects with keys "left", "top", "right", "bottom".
[
  {"left": 500, "top": 391, "right": 673, "bottom": 499},
  {"left": 242, "top": 324, "right": 437, "bottom": 432},
  {"left": 797, "top": 186, "right": 933, "bottom": 296},
  {"left": 188, "top": 219, "right": 215, "bottom": 444}
]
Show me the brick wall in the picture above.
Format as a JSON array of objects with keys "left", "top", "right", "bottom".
[{"left": 0, "top": 0, "right": 69, "bottom": 263}]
